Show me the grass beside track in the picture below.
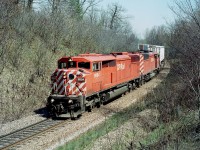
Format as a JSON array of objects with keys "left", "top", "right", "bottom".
[
  {"left": 140, "top": 111, "right": 199, "bottom": 148},
  {"left": 56, "top": 66, "right": 200, "bottom": 150},
  {"left": 57, "top": 74, "right": 167, "bottom": 150},
  {"left": 107, "top": 110, "right": 199, "bottom": 150},
  {"left": 57, "top": 101, "right": 147, "bottom": 150},
  {"left": 57, "top": 68, "right": 177, "bottom": 150}
]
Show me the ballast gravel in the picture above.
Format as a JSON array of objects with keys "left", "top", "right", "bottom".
[
  {"left": 0, "top": 114, "right": 46, "bottom": 136},
  {"left": 0, "top": 67, "right": 170, "bottom": 150}
]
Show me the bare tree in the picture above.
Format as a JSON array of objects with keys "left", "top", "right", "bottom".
[
  {"left": 27, "top": 0, "right": 34, "bottom": 10},
  {"left": 0, "top": 0, "right": 20, "bottom": 73},
  {"left": 87, "top": 4, "right": 98, "bottom": 24},
  {"left": 108, "top": 3, "right": 125, "bottom": 30},
  {"left": 67, "top": 0, "right": 101, "bottom": 19},
  {"left": 145, "top": 25, "right": 168, "bottom": 45},
  {"left": 168, "top": 0, "right": 200, "bottom": 124},
  {"left": 48, "top": 0, "right": 61, "bottom": 13}
]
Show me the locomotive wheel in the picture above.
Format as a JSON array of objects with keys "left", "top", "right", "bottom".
[
  {"left": 70, "top": 110, "right": 75, "bottom": 120},
  {"left": 51, "top": 105, "right": 59, "bottom": 119},
  {"left": 132, "top": 83, "right": 136, "bottom": 90},
  {"left": 140, "top": 80, "right": 143, "bottom": 86},
  {"left": 70, "top": 110, "right": 82, "bottom": 120},
  {"left": 52, "top": 108, "right": 59, "bottom": 118},
  {"left": 140, "top": 76, "right": 144, "bottom": 86},
  {"left": 157, "top": 68, "right": 160, "bottom": 74},
  {"left": 96, "top": 102, "right": 101, "bottom": 108},
  {"left": 128, "top": 83, "right": 133, "bottom": 92},
  {"left": 136, "top": 80, "right": 141, "bottom": 88},
  {"left": 87, "top": 106, "right": 92, "bottom": 112}
]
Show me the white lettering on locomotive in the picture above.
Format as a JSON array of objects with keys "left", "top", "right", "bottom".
[
  {"left": 94, "top": 73, "right": 100, "bottom": 78},
  {"left": 117, "top": 63, "right": 125, "bottom": 71}
]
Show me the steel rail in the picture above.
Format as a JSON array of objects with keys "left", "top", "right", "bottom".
[{"left": 0, "top": 119, "right": 67, "bottom": 150}]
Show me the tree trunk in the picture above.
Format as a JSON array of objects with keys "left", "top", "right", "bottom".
[{"left": 27, "top": 0, "right": 34, "bottom": 11}]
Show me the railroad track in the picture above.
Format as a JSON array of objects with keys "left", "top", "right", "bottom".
[
  {"left": 0, "top": 119, "right": 67, "bottom": 150},
  {"left": 0, "top": 68, "right": 170, "bottom": 150}
]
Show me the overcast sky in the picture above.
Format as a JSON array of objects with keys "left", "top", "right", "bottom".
[{"left": 100, "top": 0, "right": 175, "bottom": 38}]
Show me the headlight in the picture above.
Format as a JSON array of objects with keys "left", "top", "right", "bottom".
[
  {"left": 51, "top": 98, "right": 55, "bottom": 103},
  {"left": 63, "top": 72, "right": 67, "bottom": 79},
  {"left": 68, "top": 99, "right": 73, "bottom": 104}
]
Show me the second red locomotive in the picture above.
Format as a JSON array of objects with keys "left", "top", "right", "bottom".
[{"left": 46, "top": 48, "right": 163, "bottom": 119}]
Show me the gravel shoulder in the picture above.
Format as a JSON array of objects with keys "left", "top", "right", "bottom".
[
  {"left": 0, "top": 67, "right": 170, "bottom": 150},
  {"left": 86, "top": 109, "right": 160, "bottom": 150}
]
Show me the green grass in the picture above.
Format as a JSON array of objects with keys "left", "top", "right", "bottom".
[
  {"left": 108, "top": 110, "right": 199, "bottom": 150},
  {"left": 140, "top": 111, "right": 199, "bottom": 148},
  {"left": 57, "top": 100, "right": 147, "bottom": 150},
  {"left": 57, "top": 69, "right": 180, "bottom": 150},
  {"left": 57, "top": 73, "right": 170, "bottom": 150}
]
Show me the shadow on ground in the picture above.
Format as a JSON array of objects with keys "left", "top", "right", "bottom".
[
  {"left": 34, "top": 107, "right": 49, "bottom": 118},
  {"left": 34, "top": 107, "right": 72, "bottom": 120}
]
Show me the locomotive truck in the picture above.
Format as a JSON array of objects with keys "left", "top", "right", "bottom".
[{"left": 46, "top": 47, "right": 164, "bottom": 119}]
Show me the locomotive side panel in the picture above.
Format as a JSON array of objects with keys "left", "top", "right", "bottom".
[
  {"left": 129, "top": 54, "right": 140, "bottom": 79},
  {"left": 101, "top": 60, "right": 117, "bottom": 89},
  {"left": 149, "top": 53, "right": 156, "bottom": 72},
  {"left": 91, "top": 62, "right": 102, "bottom": 93},
  {"left": 116, "top": 58, "right": 132, "bottom": 84},
  {"left": 142, "top": 53, "right": 157, "bottom": 75},
  {"left": 142, "top": 53, "right": 150, "bottom": 75}
]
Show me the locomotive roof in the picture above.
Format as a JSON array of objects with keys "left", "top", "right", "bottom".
[
  {"left": 78, "top": 54, "right": 115, "bottom": 62},
  {"left": 59, "top": 54, "right": 130, "bottom": 62}
]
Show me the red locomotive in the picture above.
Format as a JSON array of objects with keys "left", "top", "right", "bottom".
[{"left": 46, "top": 48, "right": 163, "bottom": 119}]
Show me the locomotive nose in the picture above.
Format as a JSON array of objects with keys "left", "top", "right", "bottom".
[
  {"left": 51, "top": 69, "right": 86, "bottom": 96},
  {"left": 65, "top": 71, "right": 86, "bottom": 96}
]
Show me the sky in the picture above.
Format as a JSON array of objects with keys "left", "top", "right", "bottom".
[
  {"left": 34, "top": 0, "right": 176, "bottom": 38},
  {"left": 100, "top": 0, "right": 175, "bottom": 38}
]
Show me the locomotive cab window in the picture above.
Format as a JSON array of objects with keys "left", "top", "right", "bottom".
[
  {"left": 93, "top": 62, "right": 101, "bottom": 71},
  {"left": 58, "top": 61, "right": 76, "bottom": 69},
  {"left": 78, "top": 62, "right": 90, "bottom": 69},
  {"left": 58, "top": 62, "right": 67, "bottom": 69},
  {"left": 102, "top": 60, "right": 116, "bottom": 68},
  {"left": 68, "top": 61, "right": 76, "bottom": 68},
  {"left": 143, "top": 54, "right": 149, "bottom": 60},
  {"left": 131, "top": 56, "right": 140, "bottom": 62}
]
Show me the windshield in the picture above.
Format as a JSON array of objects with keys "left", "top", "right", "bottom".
[
  {"left": 58, "top": 61, "right": 76, "bottom": 69},
  {"left": 78, "top": 62, "right": 90, "bottom": 69},
  {"left": 68, "top": 61, "right": 76, "bottom": 68}
]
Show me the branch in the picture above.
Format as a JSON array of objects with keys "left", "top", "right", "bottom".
[{"left": 82, "top": 0, "right": 102, "bottom": 16}]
